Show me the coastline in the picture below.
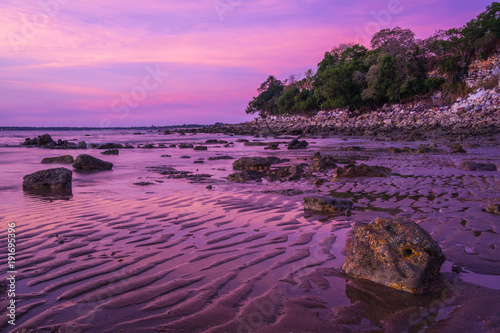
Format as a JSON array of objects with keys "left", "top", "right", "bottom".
[{"left": 198, "top": 85, "right": 500, "bottom": 140}]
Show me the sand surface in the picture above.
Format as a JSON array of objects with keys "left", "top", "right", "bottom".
[{"left": 0, "top": 129, "right": 499, "bottom": 332}]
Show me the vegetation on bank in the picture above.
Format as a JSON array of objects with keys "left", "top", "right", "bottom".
[{"left": 245, "top": 2, "right": 500, "bottom": 117}]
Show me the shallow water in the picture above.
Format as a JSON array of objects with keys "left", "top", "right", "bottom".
[{"left": 0, "top": 129, "right": 499, "bottom": 332}]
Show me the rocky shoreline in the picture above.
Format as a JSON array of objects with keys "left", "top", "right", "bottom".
[{"left": 196, "top": 85, "right": 500, "bottom": 140}]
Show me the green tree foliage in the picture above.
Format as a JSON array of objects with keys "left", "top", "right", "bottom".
[{"left": 244, "top": 3, "right": 499, "bottom": 116}]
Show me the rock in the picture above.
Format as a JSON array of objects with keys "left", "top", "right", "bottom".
[
  {"left": 97, "top": 143, "right": 124, "bottom": 149},
  {"left": 133, "top": 182, "right": 154, "bottom": 186},
  {"left": 41, "top": 155, "right": 74, "bottom": 164},
  {"left": 23, "top": 168, "right": 72, "bottom": 192},
  {"left": 22, "top": 134, "right": 54, "bottom": 147},
  {"left": 194, "top": 160, "right": 204, "bottom": 164},
  {"left": 180, "top": 156, "right": 191, "bottom": 159},
  {"left": 179, "top": 143, "right": 194, "bottom": 149},
  {"left": 343, "top": 217, "right": 446, "bottom": 294},
  {"left": 311, "top": 152, "right": 337, "bottom": 172},
  {"left": 227, "top": 170, "right": 264, "bottom": 182},
  {"left": 303, "top": 196, "right": 353, "bottom": 213},
  {"left": 169, "top": 144, "right": 177, "bottom": 148},
  {"left": 462, "top": 162, "right": 497, "bottom": 171},
  {"left": 77, "top": 141, "right": 87, "bottom": 149},
  {"left": 485, "top": 203, "right": 500, "bottom": 214},
  {"left": 449, "top": 143, "right": 467, "bottom": 153},
  {"left": 73, "top": 154, "right": 113, "bottom": 170},
  {"left": 101, "top": 149, "right": 119, "bottom": 155},
  {"left": 264, "top": 143, "right": 280, "bottom": 150},
  {"left": 208, "top": 156, "right": 235, "bottom": 160},
  {"left": 287, "top": 138, "right": 309, "bottom": 150},
  {"left": 244, "top": 141, "right": 269, "bottom": 147},
  {"left": 206, "top": 185, "right": 213, "bottom": 190},
  {"left": 161, "top": 155, "right": 172, "bottom": 157},
  {"left": 334, "top": 163, "right": 391, "bottom": 178},
  {"left": 236, "top": 139, "right": 249, "bottom": 143},
  {"left": 233, "top": 157, "right": 274, "bottom": 171},
  {"left": 143, "top": 143, "right": 155, "bottom": 149},
  {"left": 194, "top": 146, "right": 208, "bottom": 150},
  {"left": 266, "top": 165, "right": 304, "bottom": 182}
]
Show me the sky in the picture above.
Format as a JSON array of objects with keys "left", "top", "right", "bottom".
[{"left": 0, "top": 0, "right": 494, "bottom": 127}]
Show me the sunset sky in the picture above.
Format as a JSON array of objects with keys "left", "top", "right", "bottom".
[{"left": 0, "top": 0, "right": 494, "bottom": 127}]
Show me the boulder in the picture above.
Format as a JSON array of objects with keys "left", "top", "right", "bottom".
[
  {"left": 41, "top": 155, "right": 74, "bottom": 164},
  {"left": 178, "top": 143, "right": 194, "bottom": 149},
  {"left": 227, "top": 170, "right": 264, "bottom": 183},
  {"left": 23, "top": 168, "right": 72, "bottom": 192},
  {"left": 334, "top": 163, "right": 391, "bottom": 178},
  {"left": 101, "top": 149, "right": 119, "bottom": 155},
  {"left": 194, "top": 146, "right": 208, "bottom": 151},
  {"left": 233, "top": 157, "right": 273, "bottom": 171},
  {"left": 287, "top": 138, "right": 309, "bottom": 150},
  {"left": 343, "top": 217, "right": 446, "bottom": 294},
  {"left": 462, "top": 162, "right": 497, "bottom": 171},
  {"left": 73, "top": 154, "right": 113, "bottom": 170},
  {"left": 303, "top": 196, "right": 353, "bottom": 213}
]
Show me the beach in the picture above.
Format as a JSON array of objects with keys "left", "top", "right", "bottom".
[{"left": 1, "top": 129, "right": 499, "bottom": 332}]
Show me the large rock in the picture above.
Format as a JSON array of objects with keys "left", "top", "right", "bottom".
[
  {"left": 462, "top": 161, "right": 497, "bottom": 171},
  {"left": 41, "top": 155, "right": 74, "bottom": 164},
  {"left": 287, "top": 138, "right": 309, "bottom": 150},
  {"left": 233, "top": 157, "right": 278, "bottom": 171},
  {"left": 343, "top": 217, "right": 446, "bottom": 294},
  {"left": 303, "top": 196, "right": 353, "bottom": 213},
  {"left": 23, "top": 168, "right": 72, "bottom": 192},
  {"left": 227, "top": 170, "right": 264, "bottom": 183},
  {"left": 73, "top": 154, "right": 113, "bottom": 170},
  {"left": 334, "top": 163, "right": 391, "bottom": 178}
]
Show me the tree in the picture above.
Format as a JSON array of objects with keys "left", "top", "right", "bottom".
[{"left": 245, "top": 75, "right": 284, "bottom": 116}]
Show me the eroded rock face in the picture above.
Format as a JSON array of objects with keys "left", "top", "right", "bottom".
[
  {"left": 334, "top": 163, "right": 391, "bottom": 178},
  {"left": 73, "top": 154, "right": 113, "bottom": 170},
  {"left": 343, "top": 217, "right": 446, "bottom": 294},
  {"left": 41, "top": 155, "right": 74, "bottom": 164},
  {"left": 23, "top": 168, "right": 72, "bottom": 192},
  {"left": 462, "top": 162, "right": 497, "bottom": 171},
  {"left": 303, "top": 196, "right": 353, "bottom": 213}
]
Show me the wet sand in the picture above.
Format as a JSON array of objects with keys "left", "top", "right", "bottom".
[{"left": 0, "top": 130, "right": 499, "bottom": 332}]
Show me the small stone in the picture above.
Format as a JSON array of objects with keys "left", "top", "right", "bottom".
[{"left": 206, "top": 185, "right": 213, "bottom": 190}]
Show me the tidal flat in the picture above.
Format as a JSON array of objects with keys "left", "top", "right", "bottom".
[{"left": 0, "top": 129, "right": 499, "bottom": 332}]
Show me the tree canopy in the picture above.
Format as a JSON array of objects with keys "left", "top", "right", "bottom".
[{"left": 245, "top": 3, "right": 500, "bottom": 117}]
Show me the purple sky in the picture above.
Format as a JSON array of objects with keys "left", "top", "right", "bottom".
[{"left": 0, "top": 0, "right": 493, "bottom": 127}]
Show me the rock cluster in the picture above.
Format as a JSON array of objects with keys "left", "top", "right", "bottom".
[
  {"left": 343, "top": 217, "right": 446, "bottom": 294},
  {"left": 197, "top": 85, "right": 499, "bottom": 139},
  {"left": 22, "top": 134, "right": 88, "bottom": 149}
]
